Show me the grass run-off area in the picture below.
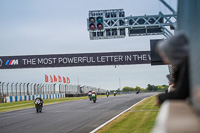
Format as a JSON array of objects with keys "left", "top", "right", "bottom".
[
  {"left": 96, "top": 95, "right": 160, "bottom": 133},
  {"left": 0, "top": 95, "right": 106, "bottom": 113}
]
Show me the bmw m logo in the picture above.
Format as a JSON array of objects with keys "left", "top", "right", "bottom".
[{"left": 5, "top": 59, "right": 19, "bottom": 65}]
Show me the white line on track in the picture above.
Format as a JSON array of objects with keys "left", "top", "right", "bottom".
[{"left": 89, "top": 97, "right": 148, "bottom": 133}]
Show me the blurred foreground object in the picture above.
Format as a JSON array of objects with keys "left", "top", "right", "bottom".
[
  {"left": 152, "top": 101, "right": 200, "bottom": 133},
  {"left": 156, "top": 32, "right": 190, "bottom": 105}
]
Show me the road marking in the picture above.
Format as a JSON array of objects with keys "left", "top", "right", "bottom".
[
  {"left": 126, "top": 109, "right": 159, "bottom": 112},
  {"left": 90, "top": 97, "right": 148, "bottom": 133}
]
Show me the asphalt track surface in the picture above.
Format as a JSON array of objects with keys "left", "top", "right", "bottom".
[{"left": 0, "top": 92, "right": 159, "bottom": 133}]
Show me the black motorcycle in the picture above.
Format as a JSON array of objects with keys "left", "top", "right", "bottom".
[
  {"left": 106, "top": 92, "right": 109, "bottom": 97},
  {"left": 136, "top": 90, "right": 140, "bottom": 94},
  {"left": 35, "top": 103, "right": 42, "bottom": 113},
  {"left": 34, "top": 98, "right": 43, "bottom": 113}
]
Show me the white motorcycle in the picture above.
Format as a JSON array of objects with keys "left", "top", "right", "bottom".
[{"left": 88, "top": 92, "right": 92, "bottom": 101}]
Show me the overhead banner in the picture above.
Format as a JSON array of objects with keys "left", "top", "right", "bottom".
[{"left": 0, "top": 51, "right": 151, "bottom": 69}]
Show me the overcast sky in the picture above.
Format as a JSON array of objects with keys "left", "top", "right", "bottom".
[{"left": 0, "top": 0, "right": 177, "bottom": 90}]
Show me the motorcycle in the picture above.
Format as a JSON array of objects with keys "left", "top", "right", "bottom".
[
  {"left": 106, "top": 92, "right": 109, "bottom": 97},
  {"left": 92, "top": 94, "right": 96, "bottom": 103},
  {"left": 88, "top": 92, "right": 92, "bottom": 101},
  {"left": 35, "top": 99, "right": 43, "bottom": 113},
  {"left": 114, "top": 92, "right": 117, "bottom": 96},
  {"left": 136, "top": 90, "right": 140, "bottom": 94},
  {"left": 88, "top": 95, "right": 92, "bottom": 101}
]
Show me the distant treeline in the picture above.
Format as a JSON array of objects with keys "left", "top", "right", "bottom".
[{"left": 122, "top": 84, "right": 168, "bottom": 92}]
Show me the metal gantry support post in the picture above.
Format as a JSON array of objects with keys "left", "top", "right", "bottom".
[
  {"left": 160, "top": 0, "right": 176, "bottom": 15},
  {"left": 177, "top": 0, "right": 200, "bottom": 113}
]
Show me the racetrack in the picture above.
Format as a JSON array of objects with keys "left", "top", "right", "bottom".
[{"left": 0, "top": 92, "right": 159, "bottom": 133}]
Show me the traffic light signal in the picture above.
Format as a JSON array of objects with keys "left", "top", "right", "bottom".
[
  {"left": 97, "top": 17, "right": 103, "bottom": 30},
  {"left": 88, "top": 9, "right": 126, "bottom": 40},
  {"left": 89, "top": 17, "right": 96, "bottom": 30},
  {"left": 88, "top": 16, "right": 103, "bottom": 31}
]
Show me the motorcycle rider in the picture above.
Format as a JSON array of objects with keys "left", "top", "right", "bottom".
[
  {"left": 106, "top": 90, "right": 109, "bottom": 97},
  {"left": 88, "top": 90, "right": 92, "bottom": 100},
  {"left": 114, "top": 90, "right": 117, "bottom": 96},
  {"left": 92, "top": 91, "right": 97, "bottom": 100},
  {"left": 88, "top": 90, "right": 92, "bottom": 95},
  {"left": 34, "top": 96, "right": 43, "bottom": 107}
]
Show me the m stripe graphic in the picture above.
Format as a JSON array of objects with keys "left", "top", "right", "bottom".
[
  {"left": 5, "top": 60, "right": 11, "bottom": 65},
  {"left": 5, "top": 60, "right": 18, "bottom": 65},
  {"left": 9, "top": 60, "right": 13, "bottom": 65}
]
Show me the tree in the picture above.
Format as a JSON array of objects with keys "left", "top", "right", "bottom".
[{"left": 146, "top": 84, "right": 168, "bottom": 91}]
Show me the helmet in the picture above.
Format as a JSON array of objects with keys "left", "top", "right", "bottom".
[{"left": 92, "top": 91, "right": 95, "bottom": 93}]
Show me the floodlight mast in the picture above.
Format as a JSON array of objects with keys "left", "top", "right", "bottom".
[{"left": 87, "top": 1, "right": 177, "bottom": 40}]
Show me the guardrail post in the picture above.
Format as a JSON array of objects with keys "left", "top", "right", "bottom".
[
  {"left": 23, "top": 83, "right": 26, "bottom": 95},
  {"left": 15, "top": 83, "right": 18, "bottom": 96},
  {"left": 53, "top": 83, "right": 56, "bottom": 94},
  {"left": 34, "top": 83, "right": 36, "bottom": 95},
  {"left": 27, "top": 83, "right": 30, "bottom": 95},
  {"left": 7, "top": 82, "right": 9, "bottom": 96},
  {"left": 19, "top": 83, "right": 22, "bottom": 96},
  {"left": 11, "top": 82, "right": 14, "bottom": 96},
  {"left": 41, "top": 83, "right": 44, "bottom": 95},
  {"left": 37, "top": 84, "right": 40, "bottom": 95},
  {"left": 65, "top": 84, "right": 67, "bottom": 94},
  {"left": 59, "top": 84, "right": 61, "bottom": 93},
  {"left": 30, "top": 83, "right": 33, "bottom": 95},
  {"left": 2, "top": 82, "right": 5, "bottom": 95},
  {"left": 48, "top": 84, "right": 51, "bottom": 94}
]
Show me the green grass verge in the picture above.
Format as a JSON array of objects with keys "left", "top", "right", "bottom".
[
  {"left": 96, "top": 95, "right": 160, "bottom": 133},
  {"left": 0, "top": 95, "right": 106, "bottom": 113}
]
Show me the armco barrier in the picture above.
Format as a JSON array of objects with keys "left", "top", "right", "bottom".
[{"left": 4, "top": 93, "right": 65, "bottom": 103}]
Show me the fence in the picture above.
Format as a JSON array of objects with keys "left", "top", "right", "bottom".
[
  {"left": 0, "top": 82, "right": 59, "bottom": 96},
  {"left": 0, "top": 82, "right": 107, "bottom": 103},
  {"left": 81, "top": 85, "right": 106, "bottom": 94}
]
